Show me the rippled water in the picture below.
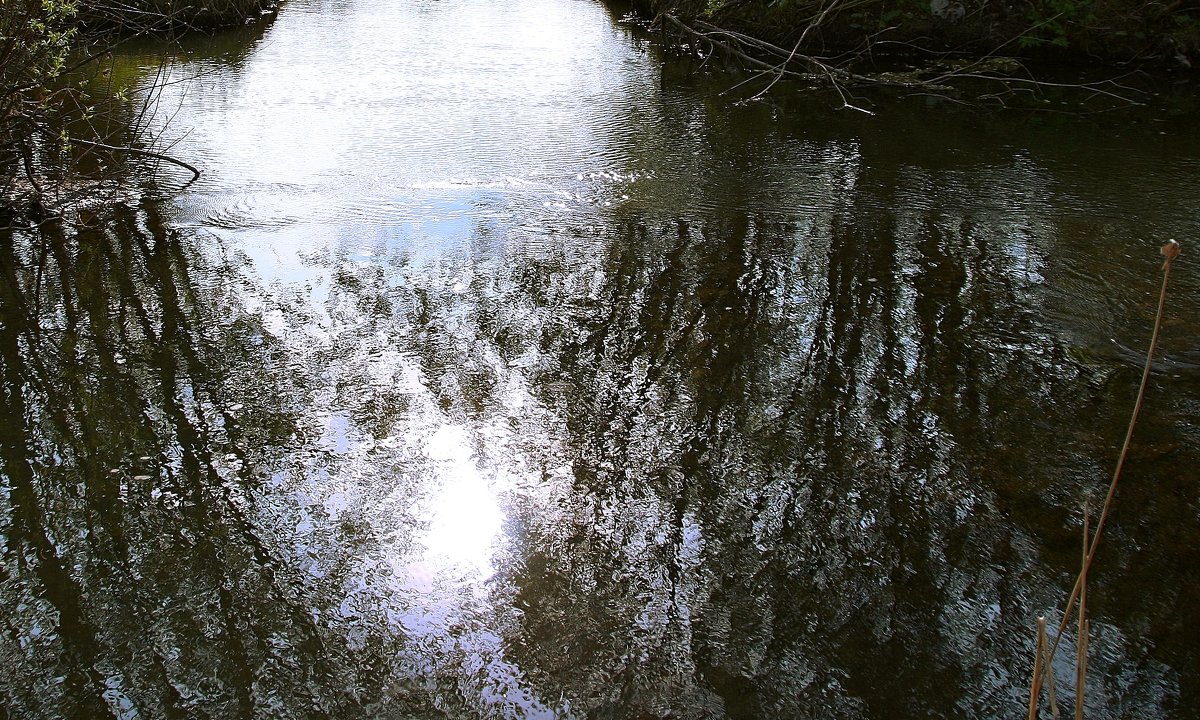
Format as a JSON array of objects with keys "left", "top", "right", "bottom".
[{"left": 2, "top": 0, "right": 1199, "bottom": 717}]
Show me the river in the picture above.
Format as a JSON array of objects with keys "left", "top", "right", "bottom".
[{"left": 1, "top": 0, "right": 1198, "bottom": 717}]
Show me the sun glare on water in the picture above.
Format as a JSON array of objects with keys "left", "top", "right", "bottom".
[{"left": 418, "top": 424, "right": 504, "bottom": 580}]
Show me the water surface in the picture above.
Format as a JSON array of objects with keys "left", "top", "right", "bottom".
[{"left": 1, "top": 0, "right": 1199, "bottom": 717}]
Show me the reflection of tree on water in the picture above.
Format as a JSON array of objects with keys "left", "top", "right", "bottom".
[
  {"left": 498, "top": 201, "right": 1186, "bottom": 717},
  {"left": 0, "top": 179, "right": 1195, "bottom": 717},
  {"left": 0, "top": 196, "right": 585, "bottom": 717},
  {"left": 0, "top": 202, "right": 402, "bottom": 717}
]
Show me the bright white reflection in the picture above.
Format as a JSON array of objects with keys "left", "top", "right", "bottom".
[{"left": 420, "top": 424, "right": 503, "bottom": 577}]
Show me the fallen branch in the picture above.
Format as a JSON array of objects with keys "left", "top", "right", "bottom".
[
  {"left": 68, "top": 137, "right": 201, "bottom": 185},
  {"left": 656, "top": 9, "right": 1147, "bottom": 108}
]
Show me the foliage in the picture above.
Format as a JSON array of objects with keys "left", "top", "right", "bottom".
[
  {"left": 0, "top": 0, "right": 82, "bottom": 200},
  {"left": 1018, "top": 0, "right": 1097, "bottom": 49}
]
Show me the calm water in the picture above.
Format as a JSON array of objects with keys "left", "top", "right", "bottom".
[{"left": 1, "top": 0, "right": 1199, "bottom": 717}]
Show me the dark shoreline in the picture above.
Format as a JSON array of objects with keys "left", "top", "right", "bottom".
[
  {"left": 613, "top": 0, "right": 1199, "bottom": 72},
  {"left": 77, "top": 0, "right": 280, "bottom": 32}
]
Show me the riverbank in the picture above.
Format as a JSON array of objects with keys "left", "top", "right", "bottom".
[
  {"left": 77, "top": 0, "right": 280, "bottom": 31},
  {"left": 622, "top": 0, "right": 1199, "bottom": 69},
  {"left": 0, "top": 0, "right": 280, "bottom": 220}
]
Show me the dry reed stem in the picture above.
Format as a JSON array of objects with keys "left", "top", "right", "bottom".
[
  {"left": 1044, "top": 240, "right": 1181, "bottom": 664},
  {"left": 1044, "top": 642, "right": 1060, "bottom": 720},
  {"left": 1029, "top": 616, "right": 1048, "bottom": 720},
  {"left": 1076, "top": 619, "right": 1089, "bottom": 719},
  {"left": 1026, "top": 241, "right": 1180, "bottom": 717},
  {"left": 1076, "top": 504, "right": 1090, "bottom": 720}
]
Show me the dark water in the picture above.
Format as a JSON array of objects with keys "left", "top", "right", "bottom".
[{"left": 2, "top": 0, "right": 1199, "bottom": 717}]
